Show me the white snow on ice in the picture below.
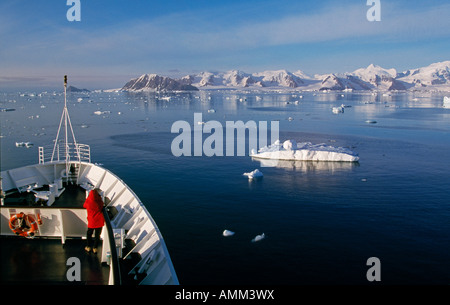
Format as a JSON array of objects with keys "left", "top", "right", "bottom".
[
  {"left": 223, "top": 230, "right": 235, "bottom": 237},
  {"left": 243, "top": 169, "right": 263, "bottom": 179},
  {"left": 444, "top": 96, "right": 450, "bottom": 108},
  {"left": 250, "top": 140, "right": 359, "bottom": 162},
  {"left": 251, "top": 233, "right": 266, "bottom": 243}
]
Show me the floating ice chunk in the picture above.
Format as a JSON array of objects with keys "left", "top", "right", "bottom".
[
  {"left": 332, "top": 106, "right": 344, "bottom": 114},
  {"left": 16, "top": 142, "right": 33, "bottom": 148},
  {"left": 223, "top": 230, "right": 235, "bottom": 237},
  {"left": 251, "top": 140, "right": 359, "bottom": 162},
  {"left": 94, "top": 110, "right": 111, "bottom": 116},
  {"left": 251, "top": 233, "right": 265, "bottom": 243},
  {"left": 443, "top": 96, "right": 450, "bottom": 108},
  {"left": 243, "top": 169, "right": 263, "bottom": 180}
]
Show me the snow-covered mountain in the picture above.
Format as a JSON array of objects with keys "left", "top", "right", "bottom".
[
  {"left": 122, "top": 74, "right": 198, "bottom": 91},
  {"left": 123, "top": 61, "right": 450, "bottom": 92},
  {"left": 396, "top": 61, "right": 450, "bottom": 90},
  {"left": 350, "top": 64, "right": 407, "bottom": 90}
]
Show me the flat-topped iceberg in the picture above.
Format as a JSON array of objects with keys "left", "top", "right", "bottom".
[{"left": 250, "top": 140, "right": 359, "bottom": 162}]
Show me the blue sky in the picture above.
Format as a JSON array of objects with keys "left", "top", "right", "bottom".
[{"left": 1, "top": 0, "right": 449, "bottom": 90}]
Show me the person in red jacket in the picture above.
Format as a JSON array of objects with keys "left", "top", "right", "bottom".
[{"left": 83, "top": 188, "right": 105, "bottom": 254}]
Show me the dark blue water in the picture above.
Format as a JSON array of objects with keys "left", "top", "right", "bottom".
[{"left": 1, "top": 90, "right": 449, "bottom": 284}]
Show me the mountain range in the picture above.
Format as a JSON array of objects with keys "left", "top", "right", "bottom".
[{"left": 121, "top": 61, "right": 450, "bottom": 92}]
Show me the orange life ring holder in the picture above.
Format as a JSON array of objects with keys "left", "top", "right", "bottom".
[{"left": 9, "top": 212, "right": 42, "bottom": 238}]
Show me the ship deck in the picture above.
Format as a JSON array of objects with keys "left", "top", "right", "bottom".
[
  {"left": 1, "top": 184, "right": 143, "bottom": 285},
  {"left": 3, "top": 184, "right": 87, "bottom": 208},
  {"left": 1, "top": 184, "right": 111, "bottom": 285},
  {"left": 0, "top": 236, "right": 110, "bottom": 285}
]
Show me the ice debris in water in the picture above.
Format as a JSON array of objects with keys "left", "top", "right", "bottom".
[
  {"left": 251, "top": 140, "right": 359, "bottom": 162},
  {"left": 94, "top": 110, "right": 111, "bottom": 115},
  {"left": 16, "top": 142, "right": 33, "bottom": 148},
  {"left": 332, "top": 106, "right": 344, "bottom": 114},
  {"left": 251, "top": 233, "right": 265, "bottom": 243},
  {"left": 243, "top": 169, "right": 263, "bottom": 180},
  {"left": 223, "top": 230, "right": 235, "bottom": 237},
  {"left": 443, "top": 96, "right": 450, "bottom": 108}
]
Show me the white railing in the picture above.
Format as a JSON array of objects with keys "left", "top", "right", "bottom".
[{"left": 39, "top": 143, "right": 91, "bottom": 164}]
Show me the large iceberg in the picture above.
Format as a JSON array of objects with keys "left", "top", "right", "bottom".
[{"left": 250, "top": 140, "right": 359, "bottom": 162}]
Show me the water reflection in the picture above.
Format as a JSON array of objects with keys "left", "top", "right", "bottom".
[{"left": 252, "top": 158, "right": 359, "bottom": 173}]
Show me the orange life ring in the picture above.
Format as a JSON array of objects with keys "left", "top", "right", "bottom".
[{"left": 9, "top": 212, "right": 41, "bottom": 238}]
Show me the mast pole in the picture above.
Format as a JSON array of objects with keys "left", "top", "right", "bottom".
[{"left": 64, "top": 75, "right": 70, "bottom": 179}]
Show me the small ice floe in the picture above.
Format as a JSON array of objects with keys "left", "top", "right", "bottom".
[
  {"left": 365, "top": 120, "right": 377, "bottom": 124},
  {"left": 251, "top": 140, "right": 359, "bottom": 162},
  {"left": 223, "top": 230, "right": 235, "bottom": 237},
  {"left": 251, "top": 233, "right": 265, "bottom": 243},
  {"left": 94, "top": 110, "right": 111, "bottom": 116},
  {"left": 16, "top": 142, "right": 33, "bottom": 148},
  {"left": 332, "top": 106, "right": 344, "bottom": 114},
  {"left": 443, "top": 96, "right": 450, "bottom": 108},
  {"left": 243, "top": 169, "right": 263, "bottom": 180}
]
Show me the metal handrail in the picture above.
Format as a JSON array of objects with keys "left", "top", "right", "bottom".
[
  {"left": 39, "top": 143, "right": 90, "bottom": 164},
  {"left": 103, "top": 208, "right": 122, "bottom": 285}
]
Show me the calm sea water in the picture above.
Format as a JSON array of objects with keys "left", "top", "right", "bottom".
[{"left": 1, "top": 89, "right": 449, "bottom": 284}]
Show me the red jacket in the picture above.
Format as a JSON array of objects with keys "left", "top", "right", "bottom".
[{"left": 83, "top": 190, "right": 105, "bottom": 229}]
